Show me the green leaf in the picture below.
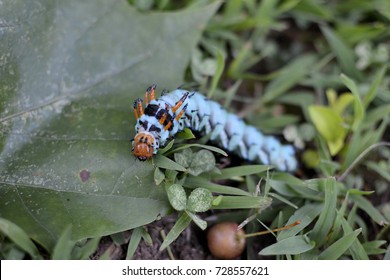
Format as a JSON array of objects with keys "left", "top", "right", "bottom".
[
  {"left": 262, "top": 55, "right": 317, "bottom": 103},
  {"left": 328, "top": 192, "right": 350, "bottom": 244},
  {"left": 318, "top": 229, "right": 362, "bottom": 260},
  {"left": 321, "top": 26, "right": 362, "bottom": 81},
  {"left": 186, "top": 188, "right": 213, "bottom": 212},
  {"left": 366, "top": 161, "right": 390, "bottom": 182},
  {"left": 362, "top": 240, "right": 387, "bottom": 255},
  {"left": 308, "top": 105, "right": 347, "bottom": 155},
  {"left": 268, "top": 192, "right": 299, "bottom": 209},
  {"left": 158, "top": 140, "right": 175, "bottom": 154},
  {"left": 185, "top": 210, "right": 207, "bottom": 230},
  {"left": 340, "top": 74, "right": 365, "bottom": 131},
  {"left": 160, "top": 212, "right": 192, "bottom": 251},
  {"left": 208, "top": 48, "right": 225, "bottom": 99},
  {"left": 165, "top": 184, "right": 187, "bottom": 211},
  {"left": 363, "top": 65, "right": 387, "bottom": 108},
  {"left": 350, "top": 194, "right": 387, "bottom": 225},
  {"left": 188, "top": 150, "right": 216, "bottom": 176},
  {"left": 277, "top": 204, "right": 323, "bottom": 241},
  {"left": 176, "top": 128, "right": 196, "bottom": 140},
  {"left": 259, "top": 235, "right": 315, "bottom": 256},
  {"left": 361, "top": 104, "right": 390, "bottom": 129},
  {"left": 141, "top": 228, "right": 153, "bottom": 246},
  {"left": 154, "top": 167, "right": 165, "bottom": 186},
  {"left": 309, "top": 178, "right": 337, "bottom": 246},
  {"left": 171, "top": 143, "right": 228, "bottom": 157},
  {"left": 0, "top": 217, "right": 41, "bottom": 259},
  {"left": 291, "top": 0, "right": 332, "bottom": 19},
  {"left": 155, "top": 154, "right": 187, "bottom": 171},
  {"left": 328, "top": 91, "right": 354, "bottom": 115},
  {"left": 174, "top": 148, "right": 193, "bottom": 168},
  {"left": 126, "top": 227, "right": 143, "bottom": 260},
  {"left": 174, "top": 148, "right": 216, "bottom": 175},
  {"left": 110, "top": 232, "right": 126, "bottom": 246},
  {"left": 0, "top": 0, "right": 219, "bottom": 250},
  {"left": 184, "top": 176, "right": 251, "bottom": 196},
  {"left": 211, "top": 195, "right": 272, "bottom": 210},
  {"left": 337, "top": 24, "right": 386, "bottom": 45},
  {"left": 52, "top": 224, "right": 75, "bottom": 260},
  {"left": 341, "top": 120, "right": 387, "bottom": 171},
  {"left": 210, "top": 165, "right": 273, "bottom": 180},
  {"left": 75, "top": 237, "right": 101, "bottom": 260}
]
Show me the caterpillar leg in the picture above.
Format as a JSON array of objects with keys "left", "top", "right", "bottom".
[
  {"left": 228, "top": 135, "right": 248, "bottom": 159},
  {"left": 198, "top": 115, "right": 211, "bottom": 134},
  {"left": 210, "top": 124, "right": 229, "bottom": 148},
  {"left": 133, "top": 98, "right": 144, "bottom": 120},
  {"left": 171, "top": 92, "right": 190, "bottom": 113},
  {"left": 144, "top": 84, "right": 157, "bottom": 105}
]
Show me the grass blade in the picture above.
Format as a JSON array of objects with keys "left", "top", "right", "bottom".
[
  {"left": 169, "top": 143, "right": 228, "bottom": 157},
  {"left": 363, "top": 65, "right": 387, "bottom": 108},
  {"left": 361, "top": 240, "right": 387, "bottom": 255},
  {"left": 52, "top": 225, "right": 74, "bottom": 260},
  {"left": 160, "top": 212, "right": 192, "bottom": 251},
  {"left": 0, "top": 217, "right": 41, "bottom": 259},
  {"left": 340, "top": 217, "right": 368, "bottom": 260},
  {"left": 277, "top": 203, "right": 323, "bottom": 241},
  {"left": 321, "top": 26, "right": 362, "bottom": 81},
  {"left": 126, "top": 227, "right": 143, "bottom": 260},
  {"left": 268, "top": 192, "right": 298, "bottom": 209},
  {"left": 361, "top": 104, "right": 390, "bottom": 129},
  {"left": 259, "top": 235, "right": 315, "bottom": 256},
  {"left": 211, "top": 195, "right": 272, "bottom": 210},
  {"left": 318, "top": 229, "right": 362, "bottom": 260},
  {"left": 154, "top": 154, "right": 187, "bottom": 172},
  {"left": 208, "top": 48, "right": 225, "bottom": 99},
  {"left": 186, "top": 211, "right": 207, "bottom": 230},
  {"left": 210, "top": 165, "right": 272, "bottom": 180},
  {"left": 340, "top": 74, "right": 365, "bottom": 131},
  {"left": 350, "top": 194, "right": 387, "bottom": 225},
  {"left": 184, "top": 176, "right": 251, "bottom": 196},
  {"left": 262, "top": 55, "right": 317, "bottom": 103},
  {"left": 309, "top": 178, "right": 337, "bottom": 246},
  {"left": 76, "top": 237, "right": 101, "bottom": 260}
]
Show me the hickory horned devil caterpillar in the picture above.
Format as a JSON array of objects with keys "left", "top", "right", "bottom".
[{"left": 132, "top": 85, "right": 297, "bottom": 172}]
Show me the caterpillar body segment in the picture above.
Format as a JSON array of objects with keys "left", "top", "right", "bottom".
[{"left": 132, "top": 87, "right": 298, "bottom": 172}]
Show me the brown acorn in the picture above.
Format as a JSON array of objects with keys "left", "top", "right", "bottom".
[{"left": 207, "top": 222, "right": 246, "bottom": 259}]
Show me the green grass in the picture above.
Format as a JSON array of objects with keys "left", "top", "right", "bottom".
[{"left": 1, "top": 0, "right": 389, "bottom": 260}]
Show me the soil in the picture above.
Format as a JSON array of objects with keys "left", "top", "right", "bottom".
[
  {"left": 91, "top": 212, "right": 276, "bottom": 260},
  {"left": 133, "top": 215, "right": 213, "bottom": 260}
]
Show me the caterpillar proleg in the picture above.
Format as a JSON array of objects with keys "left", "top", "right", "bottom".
[{"left": 132, "top": 85, "right": 297, "bottom": 172}]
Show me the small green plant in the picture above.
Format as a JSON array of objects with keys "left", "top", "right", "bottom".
[
  {"left": 0, "top": 218, "right": 100, "bottom": 260},
  {"left": 153, "top": 143, "right": 274, "bottom": 251}
]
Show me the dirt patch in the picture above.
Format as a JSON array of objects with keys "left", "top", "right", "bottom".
[{"left": 91, "top": 212, "right": 280, "bottom": 260}]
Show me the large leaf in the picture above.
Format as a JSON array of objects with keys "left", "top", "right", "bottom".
[{"left": 0, "top": 0, "right": 219, "bottom": 250}]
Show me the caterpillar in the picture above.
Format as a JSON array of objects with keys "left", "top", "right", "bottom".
[{"left": 132, "top": 85, "right": 297, "bottom": 172}]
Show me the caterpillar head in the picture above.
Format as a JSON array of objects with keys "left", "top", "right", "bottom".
[{"left": 132, "top": 132, "right": 157, "bottom": 161}]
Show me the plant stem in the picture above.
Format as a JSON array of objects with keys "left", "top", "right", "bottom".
[{"left": 241, "top": 220, "right": 301, "bottom": 239}]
